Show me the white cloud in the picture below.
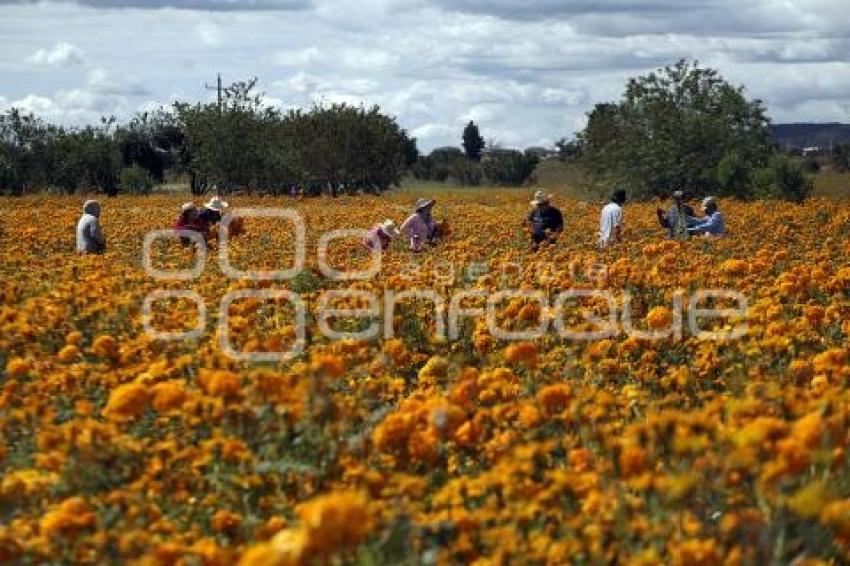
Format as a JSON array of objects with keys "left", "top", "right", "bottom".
[
  {"left": 2, "top": 0, "right": 850, "bottom": 151},
  {"left": 196, "top": 20, "right": 221, "bottom": 45},
  {"left": 26, "top": 42, "right": 85, "bottom": 67}
]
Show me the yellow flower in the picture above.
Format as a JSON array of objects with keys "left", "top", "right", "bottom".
[
  {"left": 789, "top": 481, "right": 830, "bottom": 519},
  {"left": 297, "top": 491, "right": 373, "bottom": 556},
  {"left": 102, "top": 382, "right": 148, "bottom": 422},
  {"left": 646, "top": 306, "right": 673, "bottom": 330}
]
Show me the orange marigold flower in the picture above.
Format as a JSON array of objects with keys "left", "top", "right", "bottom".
[
  {"left": 820, "top": 499, "right": 850, "bottom": 540},
  {"left": 102, "top": 382, "right": 148, "bottom": 422},
  {"left": 619, "top": 445, "right": 647, "bottom": 478},
  {"left": 40, "top": 497, "right": 96, "bottom": 538},
  {"left": 309, "top": 353, "right": 345, "bottom": 379},
  {"left": 537, "top": 384, "right": 572, "bottom": 416},
  {"left": 788, "top": 481, "right": 829, "bottom": 519},
  {"left": 150, "top": 381, "right": 186, "bottom": 413},
  {"left": 57, "top": 344, "right": 80, "bottom": 363},
  {"left": 211, "top": 509, "right": 243, "bottom": 533},
  {"left": 198, "top": 369, "right": 241, "bottom": 397},
  {"left": 504, "top": 341, "right": 538, "bottom": 365},
  {"left": 65, "top": 331, "right": 83, "bottom": 345},
  {"left": 646, "top": 306, "right": 673, "bottom": 330},
  {"left": 5, "top": 358, "right": 30, "bottom": 378},
  {"left": 91, "top": 334, "right": 118, "bottom": 358},
  {"left": 373, "top": 412, "right": 413, "bottom": 452},
  {"left": 297, "top": 491, "right": 373, "bottom": 556}
]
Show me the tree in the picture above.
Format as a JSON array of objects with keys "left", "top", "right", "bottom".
[
  {"left": 462, "top": 121, "right": 485, "bottom": 161},
  {"left": 834, "top": 143, "right": 850, "bottom": 172},
  {"left": 482, "top": 149, "right": 538, "bottom": 186},
  {"left": 577, "top": 60, "right": 774, "bottom": 199},
  {"left": 751, "top": 154, "right": 813, "bottom": 203},
  {"left": 555, "top": 138, "right": 580, "bottom": 160}
]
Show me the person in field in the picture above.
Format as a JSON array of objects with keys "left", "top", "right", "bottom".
[
  {"left": 364, "top": 219, "right": 400, "bottom": 251},
  {"left": 200, "top": 195, "right": 245, "bottom": 239},
  {"left": 76, "top": 199, "right": 106, "bottom": 254},
  {"left": 401, "top": 198, "right": 438, "bottom": 252},
  {"left": 173, "top": 202, "right": 210, "bottom": 245},
  {"left": 599, "top": 189, "right": 626, "bottom": 248},
  {"left": 657, "top": 190, "right": 694, "bottom": 240},
  {"left": 527, "top": 190, "right": 563, "bottom": 251},
  {"left": 688, "top": 196, "right": 726, "bottom": 237},
  {"left": 199, "top": 195, "right": 228, "bottom": 225}
]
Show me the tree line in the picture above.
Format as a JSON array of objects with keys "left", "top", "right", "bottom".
[
  {"left": 0, "top": 79, "right": 416, "bottom": 196},
  {"left": 2, "top": 63, "right": 842, "bottom": 199}
]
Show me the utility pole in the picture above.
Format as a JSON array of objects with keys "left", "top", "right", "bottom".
[{"left": 205, "top": 73, "right": 222, "bottom": 114}]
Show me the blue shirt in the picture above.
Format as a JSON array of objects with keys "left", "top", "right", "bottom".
[{"left": 688, "top": 211, "right": 725, "bottom": 236}]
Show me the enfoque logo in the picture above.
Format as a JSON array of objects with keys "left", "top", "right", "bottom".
[{"left": 142, "top": 207, "right": 749, "bottom": 362}]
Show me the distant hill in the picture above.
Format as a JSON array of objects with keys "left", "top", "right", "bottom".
[{"left": 772, "top": 123, "right": 850, "bottom": 150}]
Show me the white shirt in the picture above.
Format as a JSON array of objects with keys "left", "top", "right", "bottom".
[{"left": 599, "top": 202, "right": 623, "bottom": 247}]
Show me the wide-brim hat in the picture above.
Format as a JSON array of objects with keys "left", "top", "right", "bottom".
[
  {"left": 415, "top": 198, "right": 436, "bottom": 211},
  {"left": 204, "top": 196, "right": 230, "bottom": 210},
  {"left": 379, "top": 219, "right": 399, "bottom": 237},
  {"left": 702, "top": 196, "right": 717, "bottom": 209},
  {"left": 181, "top": 202, "right": 196, "bottom": 213},
  {"left": 530, "top": 190, "right": 552, "bottom": 206}
]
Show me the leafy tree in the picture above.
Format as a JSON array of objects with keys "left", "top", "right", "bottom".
[
  {"left": 578, "top": 60, "right": 773, "bottom": 199},
  {"left": 482, "top": 149, "right": 539, "bottom": 186},
  {"left": 120, "top": 164, "right": 154, "bottom": 194},
  {"left": 462, "top": 121, "right": 485, "bottom": 161},
  {"left": 555, "top": 138, "right": 580, "bottom": 160},
  {"left": 751, "top": 154, "right": 813, "bottom": 202}
]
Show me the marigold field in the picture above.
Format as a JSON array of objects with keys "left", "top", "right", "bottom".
[{"left": 1, "top": 190, "right": 850, "bottom": 565}]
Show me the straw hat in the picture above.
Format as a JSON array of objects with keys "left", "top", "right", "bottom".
[
  {"left": 530, "top": 190, "right": 552, "bottom": 206},
  {"left": 181, "top": 202, "right": 196, "bottom": 213},
  {"left": 204, "top": 195, "right": 229, "bottom": 210},
  {"left": 702, "top": 196, "right": 717, "bottom": 209},
  {"left": 378, "top": 219, "right": 399, "bottom": 237},
  {"left": 415, "top": 198, "right": 436, "bottom": 211}
]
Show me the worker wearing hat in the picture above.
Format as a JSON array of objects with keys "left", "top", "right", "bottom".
[
  {"left": 200, "top": 195, "right": 230, "bottom": 225},
  {"left": 400, "top": 198, "right": 438, "bottom": 252},
  {"left": 656, "top": 190, "right": 695, "bottom": 240},
  {"left": 688, "top": 196, "right": 726, "bottom": 237},
  {"left": 527, "top": 189, "right": 563, "bottom": 251}
]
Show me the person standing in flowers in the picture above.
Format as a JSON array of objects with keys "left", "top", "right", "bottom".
[
  {"left": 688, "top": 196, "right": 726, "bottom": 237},
  {"left": 363, "top": 219, "right": 400, "bottom": 251},
  {"left": 200, "top": 195, "right": 245, "bottom": 239},
  {"left": 657, "top": 190, "right": 694, "bottom": 240},
  {"left": 599, "top": 189, "right": 626, "bottom": 248},
  {"left": 401, "top": 198, "right": 438, "bottom": 252},
  {"left": 526, "top": 190, "right": 563, "bottom": 251},
  {"left": 173, "top": 202, "right": 211, "bottom": 245},
  {"left": 75, "top": 199, "right": 106, "bottom": 254}
]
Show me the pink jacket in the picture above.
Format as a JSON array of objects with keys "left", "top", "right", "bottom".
[
  {"left": 363, "top": 225, "right": 392, "bottom": 251},
  {"left": 400, "top": 213, "right": 435, "bottom": 252}
]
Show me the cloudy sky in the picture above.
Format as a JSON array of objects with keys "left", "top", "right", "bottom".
[{"left": 1, "top": 0, "right": 849, "bottom": 150}]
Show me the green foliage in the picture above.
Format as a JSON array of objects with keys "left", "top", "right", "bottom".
[
  {"left": 413, "top": 146, "right": 538, "bottom": 187},
  {"left": 751, "top": 154, "right": 813, "bottom": 202},
  {"left": 482, "top": 149, "right": 539, "bottom": 186},
  {"left": 715, "top": 152, "right": 751, "bottom": 197},
  {"left": 578, "top": 60, "right": 774, "bottom": 200},
  {"left": 462, "top": 120, "right": 485, "bottom": 161},
  {"left": 119, "top": 164, "right": 154, "bottom": 195},
  {"left": 0, "top": 79, "right": 414, "bottom": 196},
  {"left": 833, "top": 143, "right": 850, "bottom": 172}
]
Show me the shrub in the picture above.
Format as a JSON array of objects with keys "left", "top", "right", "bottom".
[
  {"left": 752, "top": 155, "right": 813, "bottom": 202},
  {"left": 120, "top": 165, "right": 154, "bottom": 195}
]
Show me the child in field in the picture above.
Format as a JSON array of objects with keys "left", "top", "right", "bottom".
[
  {"left": 364, "top": 219, "right": 400, "bottom": 251},
  {"left": 76, "top": 199, "right": 106, "bottom": 254}
]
